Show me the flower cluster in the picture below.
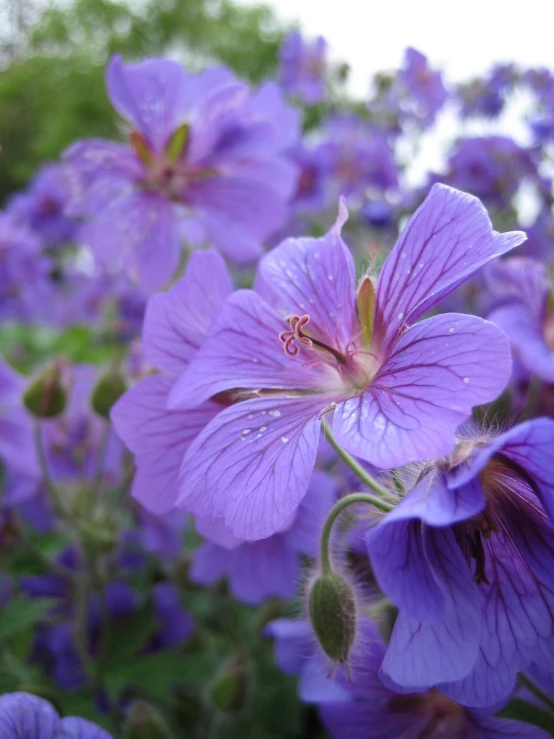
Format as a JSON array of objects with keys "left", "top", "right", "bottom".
[{"left": 1, "top": 32, "right": 554, "bottom": 738}]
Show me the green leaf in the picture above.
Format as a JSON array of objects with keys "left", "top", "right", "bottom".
[
  {"left": 102, "top": 606, "right": 157, "bottom": 665},
  {"left": 499, "top": 698, "right": 554, "bottom": 735},
  {"left": 0, "top": 596, "right": 56, "bottom": 640}
]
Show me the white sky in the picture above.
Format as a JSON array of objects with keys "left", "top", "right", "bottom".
[{"left": 239, "top": 0, "right": 554, "bottom": 97}]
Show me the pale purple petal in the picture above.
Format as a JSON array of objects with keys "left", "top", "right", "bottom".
[
  {"left": 110, "top": 375, "right": 219, "bottom": 513},
  {"left": 177, "top": 397, "right": 323, "bottom": 539},
  {"left": 333, "top": 314, "right": 511, "bottom": 467},
  {"left": 142, "top": 250, "right": 232, "bottom": 374},
  {"left": 381, "top": 527, "right": 481, "bottom": 688},
  {"left": 0, "top": 692, "right": 60, "bottom": 738},
  {"left": 169, "top": 290, "right": 338, "bottom": 410},
  {"left": 195, "top": 516, "right": 241, "bottom": 549},
  {"left": 106, "top": 55, "right": 188, "bottom": 153},
  {"left": 374, "top": 184, "right": 526, "bottom": 349},
  {"left": 189, "top": 541, "right": 230, "bottom": 585},
  {"left": 264, "top": 618, "right": 313, "bottom": 675},
  {"left": 489, "top": 304, "right": 554, "bottom": 383},
  {"left": 285, "top": 470, "right": 338, "bottom": 556},
  {"left": 59, "top": 716, "right": 113, "bottom": 738},
  {"left": 229, "top": 535, "right": 299, "bottom": 603},
  {"left": 299, "top": 656, "right": 352, "bottom": 704},
  {"left": 254, "top": 204, "right": 358, "bottom": 352}
]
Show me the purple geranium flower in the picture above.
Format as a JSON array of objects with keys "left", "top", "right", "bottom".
[
  {"left": 279, "top": 31, "right": 327, "bottom": 105},
  {"left": 365, "top": 418, "right": 554, "bottom": 707},
  {"left": 400, "top": 47, "right": 448, "bottom": 127},
  {"left": 111, "top": 250, "right": 233, "bottom": 514},
  {"left": 190, "top": 470, "right": 337, "bottom": 604},
  {"left": 487, "top": 257, "right": 554, "bottom": 382},
  {"left": 64, "top": 55, "right": 299, "bottom": 289},
  {"left": 169, "top": 184, "right": 524, "bottom": 539},
  {"left": 0, "top": 691, "right": 112, "bottom": 738},
  {"left": 0, "top": 356, "right": 38, "bottom": 477}
]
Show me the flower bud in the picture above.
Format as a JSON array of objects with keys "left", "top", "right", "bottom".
[
  {"left": 308, "top": 571, "right": 357, "bottom": 666},
  {"left": 209, "top": 656, "right": 248, "bottom": 713},
  {"left": 91, "top": 370, "right": 127, "bottom": 419},
  {"left": 23, "top": 362, "right": 66, "bottom": 418},
  {"left": 123, "top": 700, "right": 174, "bottom": 739}
]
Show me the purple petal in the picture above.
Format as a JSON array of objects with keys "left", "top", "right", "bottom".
[
  {"left": 59, "top": 716, "right": 113, "bottom": 738},
  {"left": 195, "top": 516, "right": 241, "bottom": 549},
  {"left": 189, "top": 541, "right": 230, "bottom": 585},
  {"left": 177, "top": 397, "right": 323, "bottom": 539},
  {"left": 264, "top": 618, "right": 313, "bottom": 675},
  {"left": 320, "top": 701, "right": 429, "bottom": 739},
  {"left": 490, "top": 304, "right": 554, "bottom": 383},
  {"left": 381, "top": 527, "right": 481, "bottom": 689},
  {"left": 285, "top": 470, "right": 338, "bottom": 556},
  {"left": 0, "top": 692, "right": 60, "bottom": 738},
  {"left": 110, "top": 375, "right": 219, "bottom": 513},
  {"left": 299, "top": 656, "right": 352, "bottom": 704},
  {"left": 106, "top": 55, "right": 188, "bottom": 152},
  {"left": 229, "top": 535, "right": 299, "bottom": 604},
  {"left": 168, "top": 290, "right": 337, "bottom": 410},
  {"left": 254, "top": 204, "right": 358, "bottom": 353},
  {"left": 468, "top": 714, "right": 552, "bottom": 738},
  {"left": 142, "top": 250, "right": 232, "bottom": 374},
  {"left": 333, "top": 313, "right": 511, "bottom": 467},
  {"left": 374, "top": 184, "right": 525, "bottom": 349}
]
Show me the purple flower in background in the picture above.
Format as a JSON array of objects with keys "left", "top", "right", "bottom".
[
  {"left": 0, "top": 691, "right": 112, "bottom": 738},
  {"left": 65, "top": 55, "right": 299, "bottom": 289},
  {"left": 366, "top": 418, "right": 554, "bottom": 706},
  {"left": 400, "top": 47, "right": 448, "bottom": 126},
  {"left": 190, "top": 470, "right": 337, "bottom": 604},
  {"left": 8, "top": 163, "right": 76, "bottom": 249},
  {"left": 279, "top": 31, "right": 327, "bottom": 105},
  {"left": 487, "top": 257, "right": 554, "bottom": 382},
  {"left": 318, "top": 114, "right": 398, "bottom": 199},
  {"left": 111, "top": 250, "right": 232, "bottom": 514},
  {"left": 458, "top": 64, "right": 517, "bottom": 120},
  {"left": 169, "top": 184, "right": 523, "bottom": 539},
  {"left": 0, "top": 356, "right": 38, "bottom": 477}
]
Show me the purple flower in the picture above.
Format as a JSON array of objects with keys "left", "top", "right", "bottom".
[
  {"left": 0, "top": 691, "right": 112, "bottom": 738},
  {"left": 0, "top": 357, "right": 38, "bottom": 477},
  {"left": 400, "top": 48, "right": 448, "bottom": 126},
  {"left": 365, "top": 418, "right": 554, "bottom": 706},
  {"left": 65, "top": 55, "right": 299, "bottom": 289},
  {"left": 190, "top": 470, "right": 337, "bottom": 604},
  {"left": 8, "top": 163, "right": 76, "bottom": 249},
  {"left": 111, "top": 250, "right": 232, "bottom": 514},
  {"left": 279, "top": 31, "right": 327, "bottom": 105},
  {"left": 318, "top": 114, "right": 398, "bottom": 199},
  {"left": 151, "top": 582, "right": 194, "bottom": 648},
  {"left": 169, "top": 185, "right": 523, "bottom": 539},
  {"left": 487, "top": 257, "right": 554, "bottom": 382}
]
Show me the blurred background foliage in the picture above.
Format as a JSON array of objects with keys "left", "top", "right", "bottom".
[{"left": 0, "top": 0, "right": 287, "bottom": 201}]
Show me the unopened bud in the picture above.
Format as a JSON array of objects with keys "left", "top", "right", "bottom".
[
  {"left": 308, "top": 571, "right": 357, "bottom": 666},
  {"left": 123, "top": 700, "right": 174, "bottom": 739},
  {"left": 23, "top": 362, "right": 66, "bottom": 418},
  {"left": 209, "top": 656, "right": 248, "bottom": 713},
  {"left": 92, "top": 371, "right": 126, "bottom": 419}
]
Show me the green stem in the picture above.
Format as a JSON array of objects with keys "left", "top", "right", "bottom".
[
  {"left": 322, "top": 421, "right": 395, "bottom": 501},
  {"left": 319, "top": 492, "right": 392, "bottom": 575},
  {"left": 90, "top": 421, "right": 111, "bottom": 502},
  {"left": 519, "top": 672, "right": 554, "bottom": 714},
  {"left": 34, "top": 420, "right": 65, "bottom": 518}
]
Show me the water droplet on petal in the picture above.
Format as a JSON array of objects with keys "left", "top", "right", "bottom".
[
  {"left": 464, "top": 377, "right": 470, "bottom": 384},
  {"left": 269, "top": 410, "right": 281, "bottom": 417},
  {"left": 397, "top": 312, "right": 404, "bottom": 320},
  {"left": 281, "top": 436, "right": 289, "bottom": 444},
  {"left": 449, "top": 327, "right": 454, "bottom": 333},
  {"left": 242, "top": 429, "right": 251, "bottom": 435},
  {"left": 259, "top": 426, "right": 267, "bottom": 432}
]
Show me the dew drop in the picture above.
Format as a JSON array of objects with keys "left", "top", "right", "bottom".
[
  {"left": 259, "top": 426, "right": 267, "bottom": 432},
  {"left": 252, "top": 358, "right": 259, "bottom": 363},
  {"left": 269, "top": 410, "right": 281, "bottom": 417},
  {"left": 449, "top": 327, "right": 454, "bottom": 333},
  {"left": 241, "top": 429, "right": 251, "bottom": 435},
  {"left": 464, "top": 377, "right": 470, "bottom": 384},
  {"left": 328, "top": 274, "right": 334, "bottom": 281},
  {"left": 281, "top": 436, "right": 289, "bottom": 444},
  {"left": 397, "top": 312, "right": 404, "bottom": 320}
]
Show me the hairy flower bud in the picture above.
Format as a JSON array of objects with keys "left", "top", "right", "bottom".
[
  {"left": 308, "top": 571, "right": 357, "bottom": 666},
  {"left": 91, "top": 370, "right": 127, "bottom": 419},
  {"left": 23, "top": 362, "right": 66, "bottom": 418},
  {"left": 123, "top": 700, "right": 174, "bottom": 739},
  {"left": 209, "top": 656, "right": 249, "bottom": 713}
]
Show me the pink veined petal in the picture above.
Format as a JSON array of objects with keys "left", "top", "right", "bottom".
[
  {"left": 381, "top": 527, "right": 481, "bottom": 689},
  {"left": 168, "top": 290, "right": 339, "bottom": 410},
  {"left": 177, "top": 396, "right": 324, "bottom": 540},
  {"left": 489, "top": 304, "right": 554, "bottom": 383},
  {"left": 374, "top": 183, "right": 526, "bottom": 350},
  {"left": 332, "top": 313, "right": 512, "bottom": 468},
  {"left": 142, "top": 250, "right": 233, "bottom": 374},
  {"left": 110, "top": 375, "right": 219, "bottom": 514},
  {"left": 106, "top": 55, "right": 189, "bottom": 153},
  {"left": 254, "top": 203, "right": 358, "bottom": 352}
]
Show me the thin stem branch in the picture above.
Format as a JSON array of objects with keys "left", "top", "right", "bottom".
[
  {"left": 34, "top": 420, "right": 65, "bottom": 518},
  {"left": 519, "top": 672, "right": 554, "bottom": 714},
  {"left": 319, "top": 492, "right": 392, "bottom": 575}
]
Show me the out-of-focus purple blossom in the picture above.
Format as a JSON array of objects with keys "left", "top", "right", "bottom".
[
  {"left": 399, "top": 47, "right": 448, "bottom": 127},
  {"left": 64, "top": 55, "right": 300, "bottom": 289},
  {"left": 190, "top": 470, "right": 337, "bottom": 604},
  {"left": 488, "top": 257, "right": 554, "bottom": 382},
  {"left": 360, "top": 199, "right": 395, "bottom": 230},
  {"left": 318, "top": 114, "right": 398, "bottom": 200},
  {"left": 0, "top": 691, "right": 112, "bottom": 738},
  {"left": 111, "top": 250, "right": 232, "bottom": 515},
  {"left": 7, "top": 163, "right": 76, "bottom": 249},
  {"left": 288, "top": 142, "right": 328, "bottom": 215},
  {"left": 524, "top": 67, "right": 554, "bottom": 110},
  {"left": 279, "top": 31, "right": 327, "bottom": 105},
  {"left": 150, "top": 582, "right": 194, "bottom": 648},
  {"left": 170, "top": 185, "right": 522, "bottom": 540},
  {"left": 0, "top": 212, "right": 53, "bottom": 321},
  {"left": 366, "top": 418, "right": 554, "bottom": 707},
  {"left": 0, "top": 356, "right": 38, "bottom": 477},
  {"left": 458, "top": 64, "right": 517, "bottom": 119}
]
